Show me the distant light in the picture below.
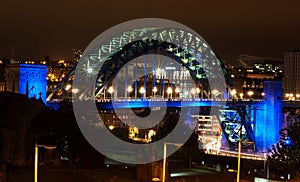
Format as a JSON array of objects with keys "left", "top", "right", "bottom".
[
  {"left": 212, "top": 89, "right": 219, "bottom": 95},
  {"left": 127, "top": 86, "right": 133, "bottom": 92},
  {"left": 165, "top": 66, "right": 176, "bottom": 70},
  {"left": 72, "top": 88, "right": 79, "bottom": 94},
  {"left": 108, "top": 125, "right": 115, "bottom": 130},
  {"left": 231, "top": 89, "right": 236, "bottom": 96},
  {"left": 58, "top": 60, "right": 65, "bottom": 64},
  {"left": 231, "top": 74, "right": 234, "bottom": 78},
  {"left": 108, "top": 86, "right": 114, "bottom": 94},
  {"left": 261, "top": 92, "right": 265, "bottom": 96},
  {"left": 175, "top": 87, "right": 180, "bottom": 93},
  {"left": 87, "top": 67, "right": 93, "bottom": 74},
  {"left": 228, "top": 169, "right": 237, "bottom": 173},
  {"left": 139, "top": 87, "right": 145, "bottom": 94},
  {"left": 167, "top": 87, "right": 172, "bottom": 94},
  {"left": 153, "top": 87, "right": 158, "bottom": 93},
  {"left": 65, "top": 84, "right": 71, "bottom": 91},
  {"left": 152, "top": 178, "right": 161, "bottom": 181},
  {"left": 285, "top": 137, "right": 291, "bottom": 145},
  {"left": 296, "top": 94, "right": 300, "bottom": 98},
  {"left": 239, "top": 93, "right": 244, "bottom": 98},
  {"left": 247, "top": 91, "right": 254, "bottom": 97},
  {"left": 190, "top": 88, "right": 196, "bottom": 94}
]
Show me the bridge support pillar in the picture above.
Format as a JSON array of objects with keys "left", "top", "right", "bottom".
[{"left": 255, "top": 81, "right": 282, "bottom": 151}]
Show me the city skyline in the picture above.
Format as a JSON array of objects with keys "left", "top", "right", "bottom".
[{"left": 1, "top": 1, "right": 300, "bottom": 63}]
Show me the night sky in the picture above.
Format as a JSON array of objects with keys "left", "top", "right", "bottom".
[{"left": 1, "top": 0, "right": 300, "bottom": 63}]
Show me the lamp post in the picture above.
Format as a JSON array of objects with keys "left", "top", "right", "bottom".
[
  {"left": 34, "top": 144, "right": 57, "bottom": 182},
  {"left": 237, "top": 139, "right": 241, "bottom": 182},
  {"left": 236, "top": 124, "right": 245, "bottom": 182},
  {"left": 163, "top": 142, "right": 183, "bottom": 182}
]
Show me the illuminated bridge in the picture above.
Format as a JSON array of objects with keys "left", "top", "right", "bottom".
[{"left": 46, "top": 26, "right": 283, "bottom": 158}]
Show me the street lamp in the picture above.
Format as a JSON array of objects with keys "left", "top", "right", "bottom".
[
  {"left": 296, "top": 94, "right": 300, "bottom": 100},
  {"left": 175, "top": 87, "right": 180, "bottom": 98},
  {"left": 212, "top": 89, "right": 218, "bottom": 95},
  {"left": 285, "top": 93, "right": 290, "bottom": 99},
  {"left": 167, "top": 87, "right": 172, "bottom": 98},
  {"left": 152, "top": 87, "right": 158, "bottom": 99},
  {"left": 34, "top": 144, "right": 57, "bottom": 182},
  {"left": 139, "top": 86, "right": 145, "bottom": 98},
  {"left": 72, "top": 88, "right": 79, "bottom": 99},
  {"left": 127, "top": 86, "right": 133, "bottom": 99},
  {"left": 127, "top": 86, "right": 133, "bottom": 93},
  {"left": 231, "top": 89, "right": 237, "bottom": 98},
  {"left": 65, "top": 84, "right": 71, "bottom": 91},
  {"left": 163, "top": 142, "right": 183, "bottom": 182},
  {"left": 108, "top": 86, "right": 114, "bottom": 94},
  {"left": 190, "top": 88, "right": 196, "bottom": 98},
  {"left": 108, "top": 86, "right": 114, "bottom": 99},
  {"left": 247, "top": 91, "right": 254, "bottom": 100},
  {"left": 239, "top": 93, "right": 244, "bottom": 100}
]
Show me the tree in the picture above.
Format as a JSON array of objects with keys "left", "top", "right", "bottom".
[{"left": 268, "top": 121, "right": 300, "bottom": 177}]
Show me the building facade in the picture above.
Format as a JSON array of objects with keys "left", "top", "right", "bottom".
[
  {"left": 4, "top": 64, "right": 47, "bottom": 103},
  {"left": 284, "top": 50, "right": 300, "bottom": 97},
  {"left": 228, "top": 54, "right": 283, "bottom": 99}
]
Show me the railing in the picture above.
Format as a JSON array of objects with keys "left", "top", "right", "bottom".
[{"left": 205, "top": 148, "right": 266, "bottom": 161}]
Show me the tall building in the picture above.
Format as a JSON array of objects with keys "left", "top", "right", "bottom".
[{"left": 284, "top": 50, "right": 300, "bottom": 96}]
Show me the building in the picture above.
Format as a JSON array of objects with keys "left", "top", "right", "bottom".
[
  {"left": 228, "top": 54, "right": 283, "bottom": 99},
  {"left": 4, "top": 64, "right": 47, "bottom": 103},
  {"left": 284, "top": 50, "right": 300, "bottom": 98}
]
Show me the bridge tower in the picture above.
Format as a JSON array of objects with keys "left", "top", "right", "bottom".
[{"left": 254, "top": 81, "right": 282, "bottom": 151}]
